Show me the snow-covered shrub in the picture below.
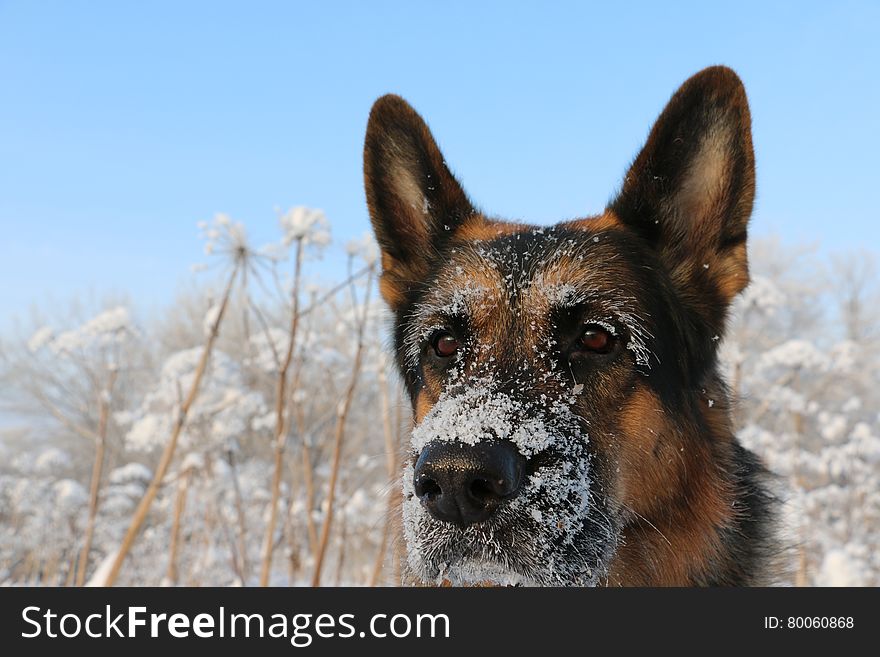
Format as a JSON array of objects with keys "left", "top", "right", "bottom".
[{"left": 0, "top": 227, "right": 875, "bottom": 586}]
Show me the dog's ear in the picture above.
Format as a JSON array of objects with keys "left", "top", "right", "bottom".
[
  {"left": 610, "top": 66, "right": 755, "bottom": 331},
  {"left": 364, "top": 95, "right": 475, "bottom": 311}
]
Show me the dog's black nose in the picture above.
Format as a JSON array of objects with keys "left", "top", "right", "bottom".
[{"left": 413, "top": 441, "right": 526, "bottom": 527}]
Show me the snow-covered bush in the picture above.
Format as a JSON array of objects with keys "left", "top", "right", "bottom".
[{"left": 0, "top": 226, "right": 876, "bottom": 586}]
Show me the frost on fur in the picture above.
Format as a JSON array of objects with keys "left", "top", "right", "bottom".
[{"left": 404, "top": 369, "right": 615, "bottom": 585}]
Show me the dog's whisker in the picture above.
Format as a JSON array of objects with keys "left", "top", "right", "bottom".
[{"left": 620, "top": 503, "right": 672, "bottom": 547}]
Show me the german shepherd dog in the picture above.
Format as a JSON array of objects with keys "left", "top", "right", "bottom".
[{"left": 364, "top": 66, "right": 775, "bottom": 586}]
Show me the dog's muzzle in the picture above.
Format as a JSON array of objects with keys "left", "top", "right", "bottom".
[{"left": 413, "top": 440, "right": 526, "bottom": 527}]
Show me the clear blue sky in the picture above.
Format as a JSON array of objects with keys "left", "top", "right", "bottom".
[{"left": 1, "top": 1, "right": 877, "bottom": 331}]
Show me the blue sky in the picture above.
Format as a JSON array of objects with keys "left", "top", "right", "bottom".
[{"left": 1, "top": 1, "right": 877, "bottom": 331}]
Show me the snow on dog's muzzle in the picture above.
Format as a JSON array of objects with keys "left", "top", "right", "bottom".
[
  {"left": 402, "top": 384, "right": 614, "bottom": 586},
  {"left": 413, "top": 440, "right": 526, "bottom": 528}
]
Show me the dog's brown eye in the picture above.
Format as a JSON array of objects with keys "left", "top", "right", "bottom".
[
  {"left": 432, "top": 332, "right": 460, "bottom": 358},
  {"left": 578, "top": 325, "right": 614, "bottom": 353}
]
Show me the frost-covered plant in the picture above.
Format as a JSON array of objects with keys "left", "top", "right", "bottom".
[
  {"left": 729, "top": 240, "right": 880, "bottom": 586},
  {"left": 101, "top": 213, "right": 254, "bottom": 586},
  {"left": 1, "top": 233, "right": 875, "bottom": 587},
  {"left": 3, "top": 305, "right": 138, "bottom": 584}
]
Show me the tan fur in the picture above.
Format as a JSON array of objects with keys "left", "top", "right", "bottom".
[
  {"left": 453, "top": 215, "right": 528, "bottom": 243},
  {"left": 602, "top": 386, "right": 736, "bottom": 585},
  {"left": 560, "top": 211, "right": 622, "bottom": 233}
]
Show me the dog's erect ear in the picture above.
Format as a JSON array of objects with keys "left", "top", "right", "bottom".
[
  {"left": 364, "top": 95, "right": 475, "bottom": 311},
  {"left": 610, "top": 66, "right": 755, "bottom": 331}
]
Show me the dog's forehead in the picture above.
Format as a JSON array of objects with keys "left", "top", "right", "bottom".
[
  {"left": 404, "top": 226, "right": 657, "bottom": 372},
  {"left": 422, "top": 227, "right": 630, "bottom": 321}
]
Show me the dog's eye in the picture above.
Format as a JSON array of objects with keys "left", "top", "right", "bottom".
[
  {"left": 577, "top": 325, "right": 614, "bottom": 354},
  {"left": 431, "top": 331, "right": 460, "bottom": 358}
]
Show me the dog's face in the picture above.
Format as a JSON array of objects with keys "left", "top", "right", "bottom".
[{"left": 365, "top": 67, "right": 755, "bottom": 586}]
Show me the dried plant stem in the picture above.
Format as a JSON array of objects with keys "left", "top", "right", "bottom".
[
  {"left": 370, "top": 504, "right": 393, "bottom": 586},
  {"left": 75, "top": 368, "right": 118, "bottom": 586},
  {"left": 289, "top": 316, "right": 319, "bottom": 557},
  {"left": 311, "top": 268, "right": 373, "bottom": 586},
  {"left": 190, "top": 473, "right": 219, "bottom": 587},
  {"left": 22, "top": 553, "right": 36, "bottom": 584},
  {"left": 297, "top": 264, "right": 371, "bottom": 320},
  {"left": 259, "top": 239, "right": 304, "bottom": 586},
  {"left": 102, "top": 264, "right": 239, "bottom": 587},
  {"left": 226, "top": 449, "right": 250, "bottom": 583},
  {"left": 391, "top": 396, "right": 406, "bottom": 585},
  {"left": 44, "top": 553, "right": 60, "bottom": 584},
  {"left": 32, "top": 388, "right": 99, "bottom": 442},
  {"left": 203, "top": 457, "right": 245, "bottom": 584},
  {"left": 165, "top": 467, "right": 192, "bottom": 586},
  {"left": 334, "top": 515, "right": 348, "bottom": 586},
  {"left": 370, "top": 368, "right": 399, "bottom": 586},
  {"left": 64, "top": 552, "right": 77, "bottom": 586},
  {"left": 301, "top": 439, "right": 319, "bottom": 556}
]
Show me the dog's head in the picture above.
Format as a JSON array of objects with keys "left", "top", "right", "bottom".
[{"left": 365, "top": 67, "right": 755, "bottom": 586}]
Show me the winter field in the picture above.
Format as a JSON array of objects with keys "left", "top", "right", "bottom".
[{"left": 1, "top": 210, "right": 878, "bottom": 587}]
